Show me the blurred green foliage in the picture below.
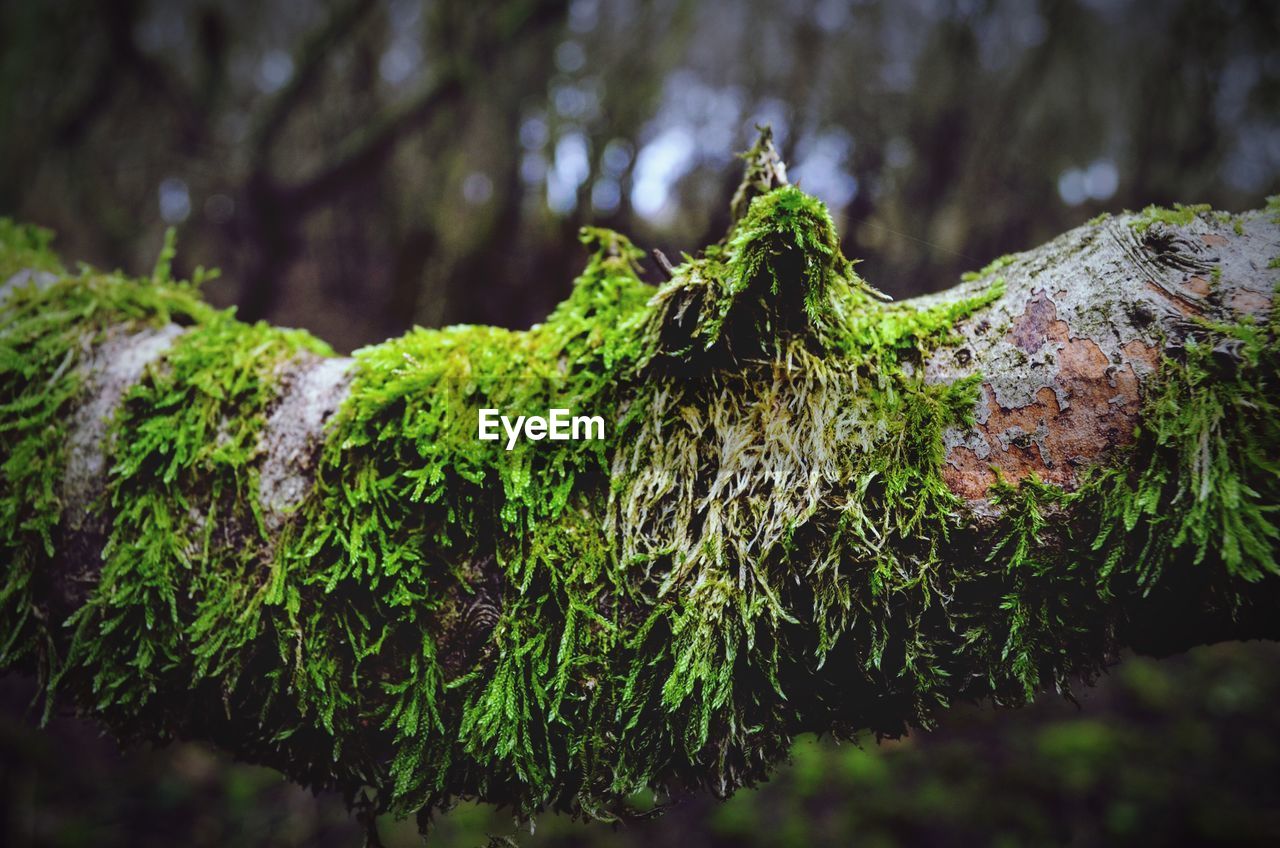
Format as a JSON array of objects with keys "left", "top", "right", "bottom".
[{"left": 5, "top": 642, "right": 1279, "bottom": 846}]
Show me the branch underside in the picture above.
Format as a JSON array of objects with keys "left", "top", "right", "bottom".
[{"left": 1, "top": 198, "right": 1278, "bottom": 829}]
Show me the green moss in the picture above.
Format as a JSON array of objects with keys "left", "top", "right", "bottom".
[
  {"left": 1129, "top": 203, "right": 1212, "bottom": 234},
  {"left": 264, "top": 227, "right": 659, "bottom": 818},
  {"left": 982, "top": 474, "right": 1103, "bottom": 701},
  {"left": 0, "top": 219, "right": 62, "bottom": 280},
  {"left": 961, "top": 253, "right": 1015, "bottom": 282},
  {"left": 639, "top": 186, "right": 889, "bottom": 362},
  {"left": 0, "top": 232, "right": 213, "bottom": 685},
  {"left": 839, "top": 279, "right": 1003, "bottom": 364},
  {"left": 1089, "top": 303, "right": 1280, "bottom": 588},
  {"left": 12, "top": 187, "right": 994, "bottom": 823},
  {"left": 59, "top": 310, "right": 330, "bottom": 727}
]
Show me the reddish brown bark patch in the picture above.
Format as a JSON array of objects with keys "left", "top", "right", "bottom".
[
  {"left": 1145, "top": 281, "right": 1199, "bottom": 316},
  {"left": 1009, "top": 290, "right": 1057, "bottom": 353},
  {"left": 1121, "top": 339, "right": 1160, "bottom": 373},
  {"left": 945, "top": 293, "right": 1147, "bottom": 499},
  {"left": 942, "top": 446, "right": 996, "bottom": 500},
  {"left": 1228, "top": 288, "right": 1273, "bottom": 316},
  {"left": 1185, "top": 275, "right": 1212, "bottom": 297},
  {"left": 979, "top": 383, "right": 1065, "bottom": 485}
]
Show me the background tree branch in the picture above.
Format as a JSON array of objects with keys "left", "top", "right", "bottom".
[{"left": 2, "top": 183, "right": 1278, "bottom": 837}]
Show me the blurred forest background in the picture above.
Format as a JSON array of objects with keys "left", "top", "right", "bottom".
[{"left": 2, "top": 0, "right": 1280, "bottom": 845}]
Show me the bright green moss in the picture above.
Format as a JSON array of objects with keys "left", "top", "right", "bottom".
[
  {"left": 640, "top": 186, "right": 890, "bottom": 361},
  {"left": 0, "top": 227, "right": 213, "bottom": 685},
  {"left": 59, "top": 310, "right": 331, "bottom": 728},
  {"left": 233, "top": 186, "right": 1009, "bottom": 822},
  {"left": 1129, "top": 203, "right": 1212, "bottom": 234},
  {"left": 0, "top": 219, "right": 62, "bottom": 279},
  {"left": 268, "top": 228, "right": 658, "bottom": 818},
  {"left": 838, "top": 279, "right": 1003, "bottom": 364},
  {"left": 961, "top": 253, "right": 1015, "bottom": 282}
]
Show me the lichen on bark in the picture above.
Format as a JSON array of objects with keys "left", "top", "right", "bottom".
[{"left": 1, "top": 170, "right": 1278, "bottom": 838}]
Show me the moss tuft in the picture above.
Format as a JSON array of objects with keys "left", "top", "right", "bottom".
[
  {"left": 1129, "top": 203, "right": 1212, "bottom": 233},
  {"left": 0, "top": 219, "right": 62, "bottom": 280},
  {"left": 961, "top": 253, "right": 1015, "bottom": 283}
]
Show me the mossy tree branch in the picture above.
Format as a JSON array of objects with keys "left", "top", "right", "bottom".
[{"left": 2, "top": 164, "right": 1279, "bottom": 837}]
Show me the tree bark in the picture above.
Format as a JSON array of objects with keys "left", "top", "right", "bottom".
[{"left": 1, "top": 189, "right": 1278, "bottom": 832}]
